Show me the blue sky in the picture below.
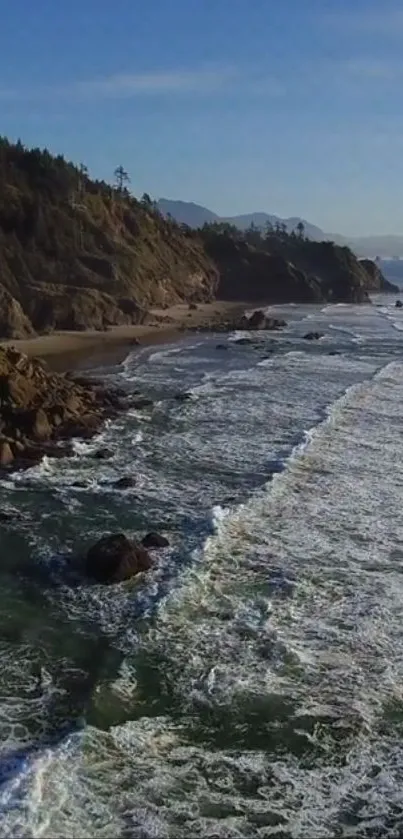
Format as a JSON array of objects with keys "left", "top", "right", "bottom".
[{"left": 2, "top": 0, "right": 403, "bottom": 235}]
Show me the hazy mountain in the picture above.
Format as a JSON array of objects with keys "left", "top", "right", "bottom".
[
  {"left": 157, "top": 199, "right": 326, "bottom": 241},
  {"left": 342, "top": 236, "right": 403, "bottom": 259},
  {"left": 157, "top": 199, "right": 403, "bottom": 259},
  {"left": 157, "top": 199, "right": 219, "bottom": 228}
]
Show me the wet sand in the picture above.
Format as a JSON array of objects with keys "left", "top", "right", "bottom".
[{"left": 0, "top": 302, "right": 246, "bottom": 372}]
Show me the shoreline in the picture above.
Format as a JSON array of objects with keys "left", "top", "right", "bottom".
[{"left": 0, "top": 301, "right": 247, "bottom": 373}]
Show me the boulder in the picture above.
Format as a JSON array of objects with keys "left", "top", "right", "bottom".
[
  {"left": 247, "top": 309, "right": 268, "bottom": 330},
  {"left": 19, "top": 408, "right": 52, "bottom": 440},
  {"left": 235, "top": 311, "right": 287, "bottom": 332},
  {"left": 93, "top": 448, "right": 113, "bottom": 460},
  {"left": 303, "top": 331, "right": 323, "bottom": 340},
  {"left": 0, "top": 441, "right": 14, "bottom": 466},
  {"left": 113, "top": 476, "right": 136, "bottom": 489},
  {"left": 216, "top": 344, "right": 228, "bottom": 350},
  {"left": 188, "top": 302, "right": 198, "bottom": 310},
  {"left": 174, "top": 392, "right": 192, "bottom": 402},
  {"left": 234, "top": 337, "right": 253, "bottom": 345},
  {"left": 85, "top": 533, "right": 152, "bottom": 584},
  {"left": 396, "top": 300, "right": 403, "bottom": 308},
  {"left": 142, "top": 532, "right": 170, "bottom": 548}
]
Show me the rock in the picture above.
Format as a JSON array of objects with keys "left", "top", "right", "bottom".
[
  {"left": 113, "top": 476, "right": 136, "bottom": 489},
  {"left": 303, "top": 331, "right": 323, "bottom": 340},
  {"left": 0, "top": 441, "right": 14, "bottom": 466},
  {"left": 174, "top": 392, "right": 192, "bottom": 401},
  {"left": 396, "top": 300, "right": 403, "bottom": 308},
  {"left": 188, "top": 302, "right": 198, "bottom": 310},
  {"left": 130, "top": 337, "right": 141, "bottom": 345},
  {"left": 243, "top": 310, "right": 287, "bottom": 331},
  {"left": 64, "top": 394, "right": 84, "bottom": 416},
  {"left": 234, "top": 337, "right": 253, "bottom": 345},
  {"left": 216, "top": 344, "right": 228, "bottom": 350},
  {"left": 142, "top": 532, "right": 170, "bottom": 548},
  {"left": 247, "top": 310, "right": 268, "bottom": 329},
  {"left": 22, "top": 408, "right": 52, "bottom": 440},
  {"left": 85, "top": 533, "right": 152, "bottom": 584},
  {"left": 93, "top": 448, "right": 113, "bottom": 460}
]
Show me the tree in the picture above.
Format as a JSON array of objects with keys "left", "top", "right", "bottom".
[
  {"left": 140, "top": 192, "right": 152, "bottom": 208},
  {"left": 114, "top": 165, "right": 130, "bottom": 193},
  {"left": 296, "top": 221, "right": 305, "bottom": 238}
]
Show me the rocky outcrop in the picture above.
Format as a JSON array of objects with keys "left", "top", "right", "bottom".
[
  {"left": 0, "top": 346, "right": 129, "bottom": 467},
  {"left": 303, "top": 331, "right": 323, "bottom": 340},
  {"left": 201, "top": 227, "right": 395, "bottom": 304},
  {"left": 142, "top": 532, "right": 170, "bottom": 548},
  {"left": 359, "top": 259, "right": 399, "bottom": 293},
  {"left": 85, "top": 533, "right": 152, "bottom": 584},
  {"left": 238, "top": 310, "right": 287, "bottom": 331}
]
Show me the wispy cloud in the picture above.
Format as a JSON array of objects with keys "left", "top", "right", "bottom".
[
  {"left": 0, "top": 65, "right": 284, "bottom": 103},
  {"left": 72, "top": 66, "right": 236, "bottom": 97}
]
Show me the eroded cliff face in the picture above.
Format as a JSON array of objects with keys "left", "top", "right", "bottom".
[
  {"left": 0, "top": 140, "right": 396, "bottom": 339},
  {"left": 0, "top": 140, "right": 218, "bottom": 338},
  {"left": 358, "top": 259, "right": 399, "bottom": 293},
  {"left": 202, "top": 229, "right": 398, "bottom": 304}
]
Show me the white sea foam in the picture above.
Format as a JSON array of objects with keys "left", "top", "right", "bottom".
[{"left": 3, "top": 303, "right": 403, "bottom": 836}]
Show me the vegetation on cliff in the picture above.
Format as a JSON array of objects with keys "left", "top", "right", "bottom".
[
  {"left": 198, "top": 222, "right": 398, "bottom": 303},
  {"left": 0, "top": 138, "right": 395, "bottom": 338},
  {"left": 0, "top": 138, "right": 217, "bottom": 337}
]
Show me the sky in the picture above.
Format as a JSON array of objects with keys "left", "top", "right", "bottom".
[{"left": 1, "top": 0, "right": 403, "bottom": 236}]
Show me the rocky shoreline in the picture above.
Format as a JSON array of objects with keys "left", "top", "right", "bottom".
[
  {"left": 0, "top": 346, "right": 135, "bottom": 470},
  {"left": 0, "top": 308, "right": 282, "bottom": 470}
]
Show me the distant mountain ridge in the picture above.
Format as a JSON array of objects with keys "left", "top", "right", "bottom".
[
  {"left": 157, "top": 198, "right": 403, "bottom": 259},
  {"left": 157, "top": 199, "right": 325, "bottom": 242}
]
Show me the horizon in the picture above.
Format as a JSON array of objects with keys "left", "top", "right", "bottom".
[{"left": 2, "top": 0, "right": 403, "bottom": 237}]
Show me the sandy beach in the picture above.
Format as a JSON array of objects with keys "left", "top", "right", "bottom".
[{"left": 0, "top": 301, "right": 246, "bottom": 372}]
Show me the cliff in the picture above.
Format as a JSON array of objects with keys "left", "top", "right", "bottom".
[
  {"left": 0, "top": 139, "right": 395, "bottom": 340},
  {"left": 358, "top": 259, "right": 399, "bottom": 293},
  {"left": 199, "top": 224, "right": 398, "bottom": 303},
  {"left": 0, "top": 139, "right": 218, "bottom": 338}
]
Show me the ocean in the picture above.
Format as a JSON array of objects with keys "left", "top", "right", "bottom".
[{"left": 1, "top": 293, "right": 403, "bottom": 837}]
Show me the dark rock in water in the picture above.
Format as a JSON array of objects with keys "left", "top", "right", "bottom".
[
  {"left": 71, "top": 480, "right": 88, "bottom": 489},
  {"left": 142, "top": 532, "right": 170, "bottom": 548},
  {"left": 248, "top": 310, "right": 269, "bottom": 330},
  {"left": 188, "top": 302, "right": 198, "bottom": 310},
  {"left": 113, "top": 476, "right": 136, "bottom": 489},
  {"left": 216, "top": 344, "right": 228, "bottom": 350},
  {"left": 85, "top": 533, "right": 152, "bottom": 584},
  {"left": 130, "top": 337, "right": 141, "bottom": 345},
  {"left": 174, "top": 392, "right": 193, "bottom": 401},
  {"left": 93, "top": 448, "right": 113, "bottom": 460},
  {"left": 234, "top": 337, "right": 253, "bottom": 345},
  {"left": 396, "top": 300, "right": 403, "bottom": 308},
  {"left": 328, "top": 350, "right": 342, "bottom": 356},
  {"left": 240, "top": 310, "right": 287, "bottom": 331},
  {"left": 131, "top": 397, "right": 153, "bottom": 409},
  {"left": 303, "top": 331, "right": 323, "bottom": 340}
]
